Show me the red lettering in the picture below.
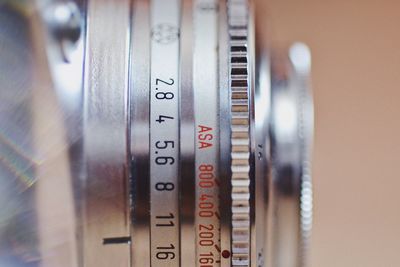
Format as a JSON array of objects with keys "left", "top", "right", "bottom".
[
  {"left": 198, "top": 125, "right": 213, "bottom": 149},
  {"left": 198, "top": 125, "right": 213, "bottom": 133},
  {"left": 199, "top": 141, "right": 212, "bottom": 149}
]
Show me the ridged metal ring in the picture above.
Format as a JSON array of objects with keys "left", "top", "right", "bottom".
[{"left": 228, "top": 0, "right": 251, "bottom": 265}]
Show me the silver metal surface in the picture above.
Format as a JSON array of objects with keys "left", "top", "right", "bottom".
[
  {"left": 218, "top": 1, "right": 233, "bottom": 266},
  {"left": 267, "top": 44, "right": 313, "bottom": 267},
  {"left": 149, "top": 1, "right": 181, "bottom": 266},
  {"left": 179, "top": 0, "right": 196, "bottom": 266},
  {"left": 83, "top": 0, "right": 132, "bottom": 266},
  {"left": 254, "top": 49, "right": 271, "bottom": 267},
  {"left": 0, "top": 1, "right": 313, "bottom": 267},
  {"left": 290, "top": 43, "right": 313, "bottom": 267},
  {"left": 130, "top": 0, "right": 151, "bottom": 265},
  {"left": 193, "top": 0, "right": 221, "bottom": 265},
  {"left": 227, "top": 0, "right": 252, "bottom": 265}
]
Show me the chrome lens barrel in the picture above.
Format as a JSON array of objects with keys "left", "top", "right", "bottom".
[{"left": 0, "top": 0, "right": 313, "bottom": 266}]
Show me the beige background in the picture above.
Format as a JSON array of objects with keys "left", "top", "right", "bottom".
[{"left": 257, "top": 0, "right": 400, "bottom": 266}]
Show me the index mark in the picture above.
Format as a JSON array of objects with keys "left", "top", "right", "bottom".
[{"left": 103, "top": 236, "right": 131, "bottom": 245}]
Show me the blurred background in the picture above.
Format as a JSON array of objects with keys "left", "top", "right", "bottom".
[{"left": 257, "top": 0, "right": 400, "bottom": 266}]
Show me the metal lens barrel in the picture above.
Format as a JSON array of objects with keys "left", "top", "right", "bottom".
[
  {"left": 75, "top": 0, "right": 312, "bottom": 266},
  {"left": 0, "top": 0, "right": 313, "bottom": 267}
]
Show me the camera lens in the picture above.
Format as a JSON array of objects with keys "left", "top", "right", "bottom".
[
  {"left": 83, "top": 0, "right": 313, "bottom": 266},
  {"left": 0, "top": 0, "right": 313, "bottom": 266}
]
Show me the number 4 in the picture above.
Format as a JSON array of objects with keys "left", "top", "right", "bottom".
[{"left": 156, "top": 115, "right": 174, "bottom": 123}]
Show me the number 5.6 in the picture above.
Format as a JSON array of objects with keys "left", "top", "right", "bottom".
[{"left": 155, "top": 141, "right": 175, "bottom": 149}]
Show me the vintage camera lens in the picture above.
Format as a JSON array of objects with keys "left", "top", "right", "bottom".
[{"left": 0, "top": 0, "right": 313, "bottom": 267}]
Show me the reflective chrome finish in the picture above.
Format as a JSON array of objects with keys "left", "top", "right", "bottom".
[
  {"left": 130, "top": 0, "right": 151, "bottom": 266},
  {"left": 218, "top": 0, "right": 233, "bottom": 266},
  {"left": 254, "top": 44, "right": 271, "bottom": 267},
  {"left": 268, "top": 43, "right": 313, "bottom": 267},
  {"left": 192, "top": 0, "right": 221, "bottom": 265},
  {"left": 0, "top": 1, "right": 313, "bottom": 267},
  {"left": 41, "top": 1, "right": 81, "bottom": 63},
  {"left": 193, "top": 0, "right": 221, "bottom": 265},
  {"left": 179, "top": 0, "right": 196, "bottom": 266},
  {"left": 83, "top": 0, "right": 132, "bottom": 266},
  {"left": 149, "top": 0, "right": 181, "bottom": 265}
]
